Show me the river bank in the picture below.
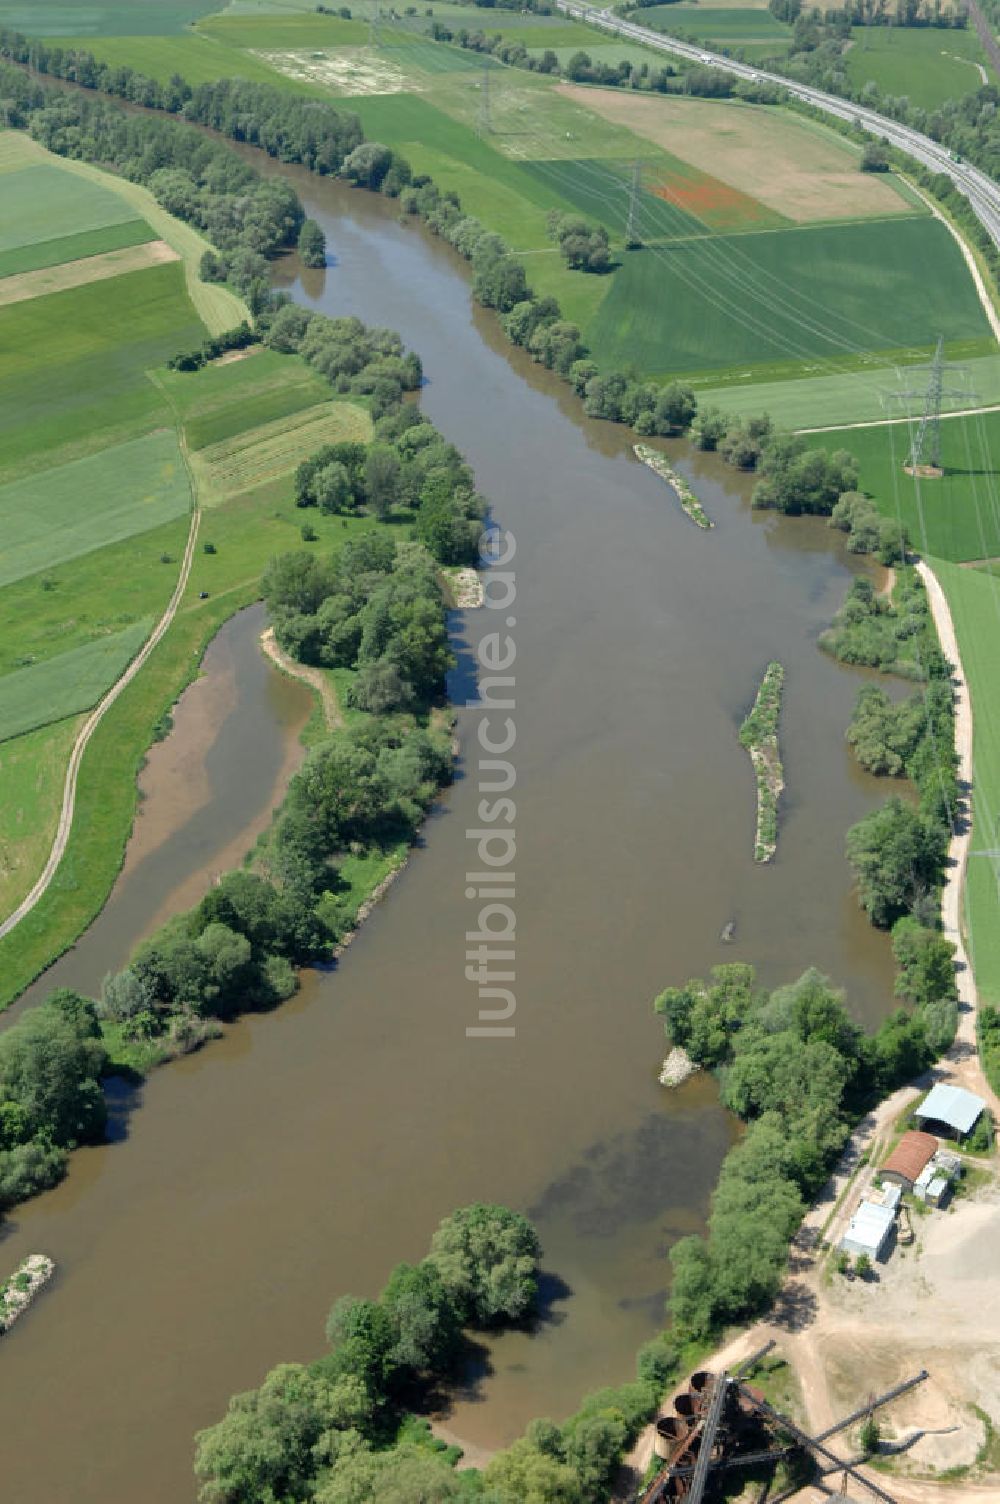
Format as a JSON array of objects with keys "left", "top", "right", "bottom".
[{"left": 0, "top": 131, "right": 905, "bottom": 1504}]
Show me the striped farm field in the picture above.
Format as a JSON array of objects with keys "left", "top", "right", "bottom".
[
  {"left": 0, "top": 220, "right": 154, "bottom": 280},
  {"left": 0, "top": 619, "right": 153, "bottom": 743},
  {"left": 0, "top": 240, "right": 179, "bottom": 308},
  {"left": 189, "top": 401, "right": 373, "bottom": 505},
  {"left": 0, "top": 163, "right": 151, "bottom": 275},
  {"left": 0, "top": 430, "right": 192, "bottom": 587},
  {"left": 585, "top": 216, "right": 992, "bottom": 377}
]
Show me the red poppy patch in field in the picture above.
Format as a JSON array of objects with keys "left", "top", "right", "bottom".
[{"left": 648, "top": 168, "right": 778, "bottom": 233}]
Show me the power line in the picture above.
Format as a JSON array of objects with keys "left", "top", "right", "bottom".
[
  {"left": 625, "top": 159, "right": 642, "bottom": 249},
  {"left": 477, "top": 58, "right": 492, "bottom": 136}
]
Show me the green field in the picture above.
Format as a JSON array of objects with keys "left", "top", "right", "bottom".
[
  {"left": 0, "top": 717, "right": 83, "bottom": 920},
  {"left": 0, "top": 619, "right": 154, "bottom": 743},
  {"left": 0, "top": 516, "right": 190, "bottom": 677},
  {"left": 934, "top": 560, "right": 1000, "bottom": 1006},
  {"left": 0, "top": 0, "right": 220, "bottom": 33},
  {"left": 0, "top": 262, "right": 205, "bottom": 470},
  {"left": 46, "top": 30, "right": 311, "bottom": 87},
  {"left": 0, "top": 430, "right": 192, "bottom": 587},
  {"left": 639, "top": 2, "right": 792, "bottom": 40},
  {"left": 585, "top": 216, "right": 991, "bottom": 377},
  {"left": 811, "top": 410, "right": 1000, "bottom": 564},
  {"left": 844, "top": 26, "right": 994, "bottom": 112},
  {"left": 197, "top": 11, "right": 370, "bottom": 46}
]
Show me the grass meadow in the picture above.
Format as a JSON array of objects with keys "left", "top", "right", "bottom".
[
  {"left": 934, "top": 559, "right": 1000, "bottom": 1007},
  {"left": 0, "top": 163, "right": 151, "bottom": 275},
  {"left": 0, "top": 430, "right": 192, "bottom": 587},
  {"left": 814, "top": 411, "right": 1000, "bottom": 564},
  {"left": 844, "top": 26, "right": 995, "bottom": 111},
  {"left": 0, "top": 516, "right": 190, "bottom": 678},
  {"left": 0, "top": 263, "right": 204, "bottom": 472},
  {"left": 0, "top": 619, "right": 154, "bottom": 743},
  {"left": 47, "top": 30, "right": 317, "bottom": 87},
  {"left": 0, "top": 717, "right": 84, "bottom": 922}
]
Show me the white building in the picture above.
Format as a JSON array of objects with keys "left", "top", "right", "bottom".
[{"left": 840, "top": 1199, "right": 896, "bottom": 1262}]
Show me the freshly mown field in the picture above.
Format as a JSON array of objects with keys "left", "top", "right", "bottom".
[
  {"left": 844, "top": 26, "right": 994, "bottom": 111},
  {"left": 0, "top": 263, "right": 205, "bottom": 471},
  {"left": 0, "top": 430, "right": 192, "bottom": 587},
  {"left": 189, "top": 399, "right": 373, "bottom": 505},
  {"left": 584, "top": 216, "right": 990, "bottom": 377},
  {"left": 0, "top": 0, "right": 219, "bottom": 34},
  {"left": 934, "top": 559, "right": 1000, "bottom": 1006},
  {"left": 811, "top": 410, "right": 1000, "bottom": 564},
  {"left": 0, "top": 619, "right": 154, "bottom": 743}
]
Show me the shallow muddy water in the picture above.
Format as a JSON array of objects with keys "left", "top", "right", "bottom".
[{"left": 0, "top": 169, "right": 898, "bottom": 1503}]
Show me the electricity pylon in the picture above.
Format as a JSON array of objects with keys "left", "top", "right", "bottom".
[
  {"left": 625, "top": 160, "right": 642, "bottom": 249},
  {"left": 368, "top": 0, "right": 380, "bottom": 50},
  {"left": 896, "top": 336, "right": 975, "bottom": 472}
]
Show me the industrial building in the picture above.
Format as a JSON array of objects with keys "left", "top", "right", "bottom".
[
  {"left": 840, "top": 1198, "right": 896, "bottom": 1262},
  {"left": 914, "top": 1083, "right": 986, "bottom": 1141}
]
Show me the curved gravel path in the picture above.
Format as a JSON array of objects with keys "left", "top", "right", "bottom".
[{"left": 0, "top": 507, "right": 201, "bottom": 942}]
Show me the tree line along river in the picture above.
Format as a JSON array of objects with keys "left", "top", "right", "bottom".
[{"left": 0, "top": 159, "right": 898, "bottom": 1504}]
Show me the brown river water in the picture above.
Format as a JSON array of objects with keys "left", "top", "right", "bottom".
[{"left": 0, "top": 167, "right": 898, "bottom": 1502}]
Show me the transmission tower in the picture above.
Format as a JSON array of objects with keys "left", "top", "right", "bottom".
[
  {"left": 368, "top": 0, "right": 380, "bottom": 50},
  {"left": 895, "top": 336, "right": 975, "bottom": 473},
  {"left": 477, "top": 59, "right": 492, "bottom": 136},
  {"left": 625, "top": 160, "right": 642, "bottom": 249}
]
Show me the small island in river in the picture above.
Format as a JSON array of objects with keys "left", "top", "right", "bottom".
[
  {"left": 739, "top": 662, "right": 785, "bottom": 863},
  {"left": 634, "top": 444, "right": 713, "bottom": 529}
]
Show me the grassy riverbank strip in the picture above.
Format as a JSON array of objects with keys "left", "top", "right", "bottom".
[
  {"left": 634, "top": 444, "right": 713, "bottom": 529},
  {"left": 739, "top": 661, "right": 785, "bottom": 862},
  {"left": 0, "top": 1254, "right": 54, "bottom": 1333}
]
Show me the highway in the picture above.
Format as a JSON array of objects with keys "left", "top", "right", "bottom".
[{"left": 555, "top": 0, "right": 1000, "bottom": 250}]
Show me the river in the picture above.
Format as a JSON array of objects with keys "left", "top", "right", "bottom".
[{"left": 0, "top": 165, "right": 898, "bottom": 1502}]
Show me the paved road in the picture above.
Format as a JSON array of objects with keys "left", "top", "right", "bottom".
[
  {"left": 0, "top": 507, "right": 201, "bottom": 942},
  {"left": 556, "top": 1, "right": 1000, "bottom": 252}
]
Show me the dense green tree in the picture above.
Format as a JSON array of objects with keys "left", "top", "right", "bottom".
[
  {"left": 846, "top": 796, "right": 947, "bottom": 928},
  {"left": 194, "top": 1364, "right": 370, "bottom": 1504},
  {"left": 298, "top": 218, "right": 326, "bottom": 268},
  {"left": 428, "top": 1203, "right": 541, "bottom": 1325},
  {"left": 380, "top": 1262, "right": 462, "bottom": 1376}
]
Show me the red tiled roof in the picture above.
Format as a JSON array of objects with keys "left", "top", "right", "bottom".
[{"left": 882, "top": 1130, "right": 938, "bottom": 1184}]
